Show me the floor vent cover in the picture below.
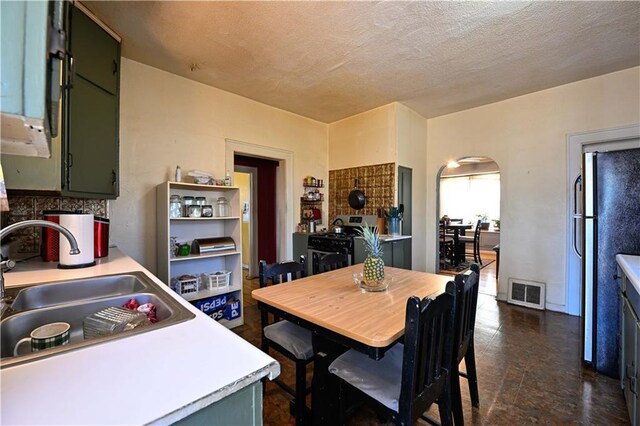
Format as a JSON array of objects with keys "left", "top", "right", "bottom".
[{"left": 507, "top": 278, "right": 546, "bottom": 310}]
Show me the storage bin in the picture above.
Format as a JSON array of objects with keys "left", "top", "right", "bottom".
[
  {"left": 203, "top": 271, "right": 231, "bottom": 290},
  {"left": 171, "top": 275, "right": 200, "bottom": 295}
]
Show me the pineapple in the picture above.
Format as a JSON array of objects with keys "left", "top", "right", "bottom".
[{"left": 357, "top": 223, "right": 385, "bottom": 286}]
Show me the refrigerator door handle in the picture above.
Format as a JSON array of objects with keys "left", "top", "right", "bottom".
[{"left": 572, "top": 175, "right": 582, "bottom": 258}]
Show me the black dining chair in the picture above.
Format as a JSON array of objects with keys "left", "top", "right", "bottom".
[
  {"left": 328, "top": 281, "right": 457, "bottom": 426},
  {"left": 451, "top": 264, "right": 481, "bottom": 426},
  {"left": 259, "top": 257, "right": 312, "bottom": 425},
  {"left": 440, "top": 223, "right": 455, "bottom": 268},
  {"left": 459, "top": 220, "right": 482, "bottom": 265},
  {"left": 316, "top": 252, "right": 350, "bottom": 274}
]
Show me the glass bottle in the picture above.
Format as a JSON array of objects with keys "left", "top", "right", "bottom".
[
  {"left": 169, "top": 195, "right": 183, "bottom": 218},
  {"left": 216, "top": 197, "right": 231, "bottom": 217},
  {"left": 182, "top": 196, "right": 195, "bottom": 217}
]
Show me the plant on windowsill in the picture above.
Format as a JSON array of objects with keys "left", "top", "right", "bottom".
[
  {"left": 477, "top": 213, "right": 490, "bottom": 230},
  {"left": 493, "top": 219, "right": 500, "bottom": 231}
]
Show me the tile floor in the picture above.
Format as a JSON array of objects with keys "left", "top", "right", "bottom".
[{"left": 232, "top": 263, "right": 629, "bottom": 425}]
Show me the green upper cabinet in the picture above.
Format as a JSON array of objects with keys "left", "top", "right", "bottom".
[
  {"left": 0, "top": 1, "right": 58, "bottom": 157},
  {"left": 62, "top": 4, "right": 120, "bottom": 198},
  {"left": 2, "top": 2, "right": 120, "bottom": 199}
]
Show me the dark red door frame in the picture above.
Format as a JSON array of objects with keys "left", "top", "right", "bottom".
[{"left": 234, "top": 155, "right": 279, "bottom": 264}]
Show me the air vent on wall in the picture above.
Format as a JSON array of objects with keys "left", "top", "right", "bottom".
[{"left": 507, "top": 278, "right": 546, "bottom": 310}]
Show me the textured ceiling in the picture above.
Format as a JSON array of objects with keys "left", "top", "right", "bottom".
[{"left": 85, "top": 1, "right": 640, "bottom": 123}]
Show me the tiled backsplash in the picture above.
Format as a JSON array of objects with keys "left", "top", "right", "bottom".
[
  {"left": 3, "top": 195, "right": 108, "bottom": 255},
  {"left": 328, "top": 163, "right": 395, "bottom": 221}
]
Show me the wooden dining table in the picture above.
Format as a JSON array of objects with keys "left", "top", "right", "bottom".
[{"left": 252, "top": 264, "right": 452, "bottom": 425}]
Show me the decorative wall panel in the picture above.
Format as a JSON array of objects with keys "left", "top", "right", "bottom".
[
  {"left": 4, "top": 195, "right": 108, "bottom": 256},
  {"left": 329, "top": 163, "right": 395, "bottom": 222}
]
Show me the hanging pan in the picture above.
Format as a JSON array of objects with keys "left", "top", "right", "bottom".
[{"left": 348, "top": 178, "right": 366, "bottom": 210}]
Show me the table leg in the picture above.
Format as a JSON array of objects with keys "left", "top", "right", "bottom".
[{"left": 312, "top": 332, "right": 348, "bottom": 426}]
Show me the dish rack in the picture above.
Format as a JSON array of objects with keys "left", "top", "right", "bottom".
[{"left": 202, "top": 271, "right": 231, "bottom": 290}]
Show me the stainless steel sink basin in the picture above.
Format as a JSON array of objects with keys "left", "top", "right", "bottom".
[
  {"left": 1, "top": 272, "right": 195, "bottom": 368},
  {"left": 9, "top": 274, "right": 148, "bottom": 311}
]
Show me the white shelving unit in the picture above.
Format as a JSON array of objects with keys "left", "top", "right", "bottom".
[{"left": 156, "top": 181, "right": 243, "bottom": 329}]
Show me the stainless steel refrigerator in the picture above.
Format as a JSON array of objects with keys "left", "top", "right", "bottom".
[{"left": 582, "top": 148, "right": 640, "bottom": 377}]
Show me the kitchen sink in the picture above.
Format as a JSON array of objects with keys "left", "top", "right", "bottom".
[
  {"left": 1, "top": 272, "right": 195, "bottom": 368},
  {"left": 8, "top": 273, "right": 149, "bottom": 311}
]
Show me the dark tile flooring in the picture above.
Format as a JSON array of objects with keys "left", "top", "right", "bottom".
[{"left": 232, "top": 267, "right": 629, "bottom": 425}]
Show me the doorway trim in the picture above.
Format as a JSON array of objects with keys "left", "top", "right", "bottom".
[
  {"left": 434, "top": 157, "right": 501, "bottom": 275},
  {"left": 235, "top": 166, "right": 259, "bottom": 278},
  {"left": 565, "top": 124, "right": 640, "bottom": 316},
  {"left": 226, "top": 139, "right": 294, "bottom": 261}
]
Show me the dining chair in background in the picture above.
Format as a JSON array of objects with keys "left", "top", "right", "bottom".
[
  {"left": 459, "top": 219, "right": 482, "bottom": 265},
  {"left": 316, "top": 252, "right": 350, "bottom": 274},
  {"left": 328, "top": 281, "right": 458, "bottom": 426},
  {"left": 259, "top": 257, "right": 312, "bottom": 425},
  {"left": 451, "top": 264, "right": 481, "bottom": 426},
  {"left": 440, "top": 223, "right": 456, "bottom": 268}
]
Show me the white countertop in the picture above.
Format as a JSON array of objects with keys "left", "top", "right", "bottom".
[
  {"left": 1, "top": 249, "right": 279, "bottom": 425},
  {"left": 617, "top": 254, "right": 640, "bottom": 295},
  {"left": 354, "top": 234, "right": 412, "bottom": 242}
]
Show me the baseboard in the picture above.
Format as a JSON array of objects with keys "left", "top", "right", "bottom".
[{"left": 544, "top": 302, "right": 566, "bottom": 313}]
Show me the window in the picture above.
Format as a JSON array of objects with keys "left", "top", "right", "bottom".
[{"left": 439, "top": 173, "right": 500, "bottom": 224}]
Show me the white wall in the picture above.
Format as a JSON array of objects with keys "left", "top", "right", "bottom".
[
  {"left": 426, "top": 67, "right": 640, "bottom": 312},
  {"left": 113, "top": 58, "right": 327, "bottom": 273},
  {"left": 396, "top": 103, "right": 428, "bottom": 271},
  {"left": 327, "top": 103, "right": 397, "bottom": 170}
]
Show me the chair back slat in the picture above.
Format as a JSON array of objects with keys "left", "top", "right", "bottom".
[
  {"left": 398, "top": 281, "right": 456, "bottom": 424},
  {"left": 316, "top": 252, "right": 349, "bottom": 274},
  {"left": 259, "top": 257, "right": 306, "bottom": 328},
  {"left": 259, "top": 256, "right": 306, "bottom": 288},
  {"left": 454, "top": 264, "right": 480, "bottom": 364}
]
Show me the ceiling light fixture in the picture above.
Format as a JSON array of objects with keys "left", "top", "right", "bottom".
[{"left": 447, "top": 160, "right": 460, "bottom": 169}]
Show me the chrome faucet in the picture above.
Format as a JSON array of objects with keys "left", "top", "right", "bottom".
[{"left": 1, "top": 220, "right": 81, "bottom": 307}]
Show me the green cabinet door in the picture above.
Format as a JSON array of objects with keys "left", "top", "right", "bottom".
[
  {"left": 70, "top": 6, "right": 119, "bottom": 94},
  {"left": 63, "top": 4, "right": 119, "bottom": 198},
  {"left": 65, "top": 76, "right": 117, "bottom": 196}
]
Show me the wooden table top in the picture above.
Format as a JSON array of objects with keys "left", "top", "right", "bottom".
[
  {"left": 251, "top": 265, "right": 452, "bottom": 348},
  {"left": 441, "top": 223, "right": 473, "bottom": 229}
]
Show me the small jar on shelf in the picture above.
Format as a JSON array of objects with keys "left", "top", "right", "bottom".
[{"left": 169, "top": 195, "right": 182, "bottom": 218}]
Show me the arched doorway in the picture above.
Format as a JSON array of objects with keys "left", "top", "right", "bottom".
[{"left": 436, "top": 156, "right": 501, "bottom": 296}]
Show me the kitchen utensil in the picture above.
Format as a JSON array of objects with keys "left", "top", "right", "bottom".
[
  {"left": 332, "top": 218, "right": 344, "bottom": 233},
  {"left": 348, "top": 178, "right": 366, "bottom": 210},
  {"left": 83, "top": 307, "right": 149, "bottom": 339},
  {"left": 14, "top": 322, "right": 70, "bottom": 356},
  {"left": 191, "top": 237, "right": 236, "bottom": 254},
  {"left": 41, "top": 210, "right": 73, "bottom": 261},
  {"left": 94, "top": 216, "right": 110, "bottom": 258},
  {"left": 59, "top": 213, "right": 95, "bottom": 269}
]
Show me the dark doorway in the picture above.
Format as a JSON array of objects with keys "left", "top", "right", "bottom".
[{"left": 234, "top": 155, "right": 279, "bottom": 264}]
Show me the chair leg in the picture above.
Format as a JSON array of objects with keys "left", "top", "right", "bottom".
[
  {"left": 337, "top": 379, "right": 347, "bottom": 426},
  {"left": 465, "top": 342, "right": 480, "bottom": 408},
  {"left": 450, "top": 363, "right": 464, "bottom": 426},
  {"left": 438, "top": 375, "right": 453, "bottom": 426},
  {"left": 295, "top": 359, "right": 308, "bottom": 426}
]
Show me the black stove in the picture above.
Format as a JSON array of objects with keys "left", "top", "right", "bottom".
[
  {"left": 306, "top": 215, "right": 378, "bottom": 275},
  {"left": 308, "top": 232, "right": 353, "bottom": 253}
]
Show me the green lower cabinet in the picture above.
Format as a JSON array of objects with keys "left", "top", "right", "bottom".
[
  {"left": 354, "top": 238, "right": 411, "bottom": 270},
  {"left": 292, "top": 233, "right": 309, "bottom": 262},
  {"left": 174, "top": 381, "right": 263, "bottom": 426}
]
